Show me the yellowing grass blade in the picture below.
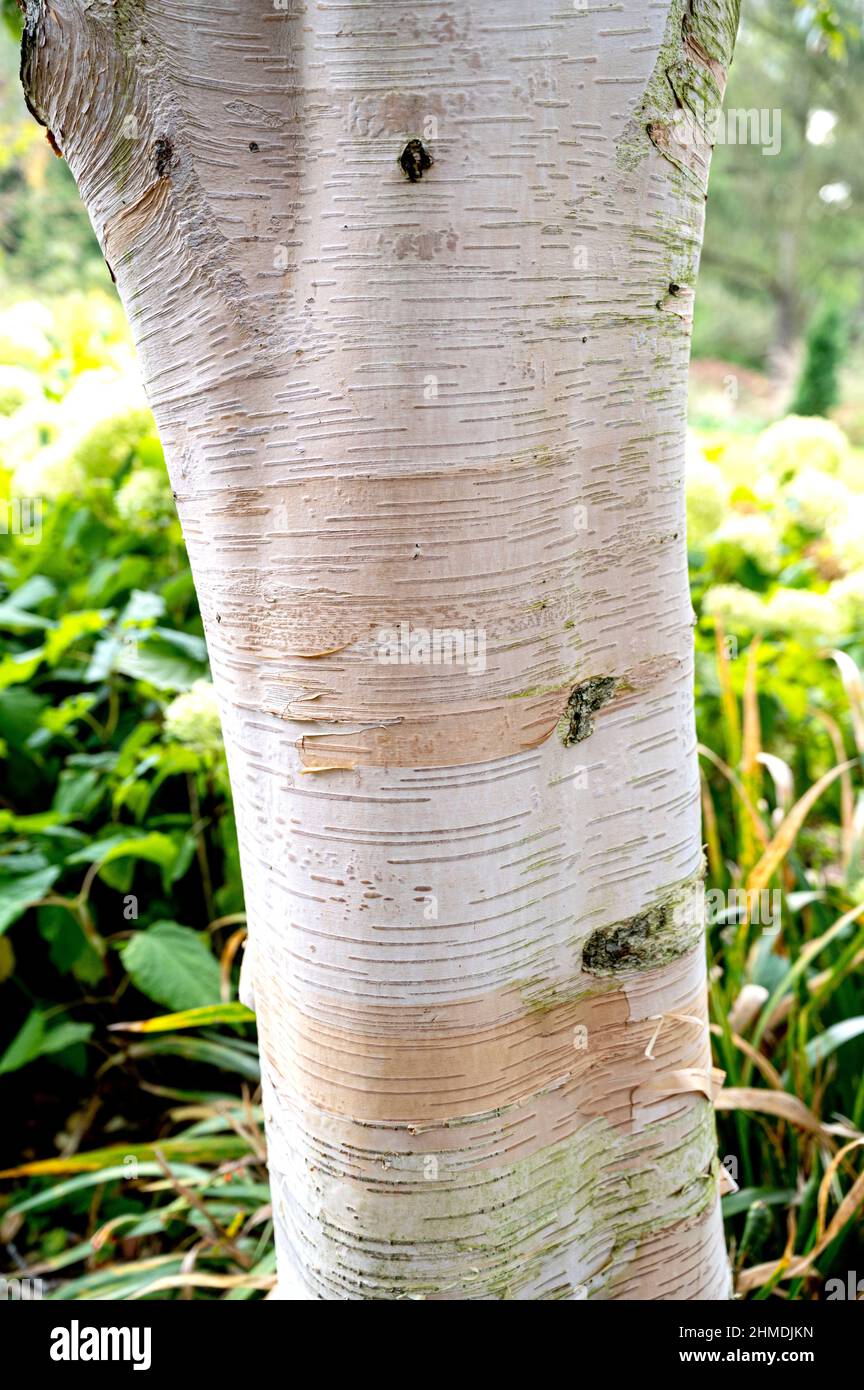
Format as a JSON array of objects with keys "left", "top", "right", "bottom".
[
  {"left": 740, "top": 637, "right": 763, "bottom": 876},
  {"left": 0, "top": 1136, "right": 248, "bottom": 1179},
  {"left": 811, "top": 708, "right": 853, "bottom": 870},
  {"left": 109, "top": 1003, "right": 255, "bottom": 1034},
  {"left": 738, "top": 1162, "right": 864, "bottom": 1293},
  {"left": 715, "top": 1086, "right": 861, "bottom": 1140},
  {"left": 746, "top": 759, "right": 857, "bottom": 895},
  {"left": 715, "top": 621, "right": 741, "bottom": 766},
  {"left": 831, "top": 649, "right": 864, "bottom": 756}
]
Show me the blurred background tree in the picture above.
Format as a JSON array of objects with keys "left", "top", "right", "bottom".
[
  {"left": 791, "top": 301, "right": 847, "bottom": 414},
  {"left": 694, "top": 0, "right": 864, "bottom": 382},
  {"left": 0, "top": 4, "right": 110, "bottom": 295}
]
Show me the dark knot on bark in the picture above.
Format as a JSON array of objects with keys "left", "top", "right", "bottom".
[{"left": 398, "top": 139, "right": 433, "bottom": 182}]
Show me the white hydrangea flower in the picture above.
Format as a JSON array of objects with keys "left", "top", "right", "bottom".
[
  {"left": 829, "top": 498, "right": 864, "bottom": 572},
  {"left": 0, "top": 301, "right": 54, "bottom": 370},
  {"left": 783, "top": 467, "right": 850, "bottom": 533},
  {"left": 702, "top": 584, "right": 767, "bottom": 632},
  {"left": 828, "top": 571, "right": 864, "bottom": 632},
  {"left": 0, "top": 395, "right": 60, "bottom": 464},
  {"left": 115, "top": 467, "right": 174, "bottom": 524},
  {"left": 0, "top": 366, "right": 42, "bottom": 418},
  {"left": 49, "top": 291, "right": 132, "bottom": 373},
  {"left": 10, "top": 442, "right": 86, "bottom": 502},
  {"left": 686, "top": 445, "right": 728, "bottom": 544},
  {"left": 755, "top": 415, "right": 849, "bottom": 482},
  {"left": 706, "top": 434, "right": 759, "bottom": 491},
  {"left": 752, "top": 470, "right": 779, "bottom": 507},
  {"left": 713, "top": 511, "right": 781, "bottom": 573},
  {"left": 839, "top": 451, "right": 864, "bottom": 495},
  {"left": 763, "top": 587, "right": 841, "bottom": 639},
  {"left": 58, "top": 367, "right": 148, "bottom": 428},
  {"left": 163, "top": 680, "right": 224, "bottom": 753},
  {"left": 52, "top": 368, "right": 152, "bottom": 479}
]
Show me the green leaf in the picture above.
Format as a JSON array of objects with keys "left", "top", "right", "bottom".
[
  {"left": 0, "top": 603, "right": 52, "bottom": 632},
  {"left": 52, "top": 765, "right": 105, "bottom": 817},
  {"left": 0, "top": 688, "right": 47, "bottom": 749},
  {"left": 41, "top": 691, "right": 99, "bottom": 738},
  {"left": 114, "top": 720, "right": 160, "bottom": 777},
  {"left": 43, "top": 610, "right": 109, "bottom": 664},
  {"left": 0, "top": 809, "right": 66, "bottom": 834},
  {"left": 40, "top": 1018, "right": 93, "bottom": 1056},
  {"left": 7, "top": 575, "right": 57, "bottom": 610},
  {"left": 149, "top": 627, "right": 207, "bottom": 662},
  {"left": 115, "top": 633, "right": 207, "bottom": 691},
  {"left": 0, "top": 863, "right": 61, "bottom": 935},
  {"left": 0, "top": 1009, "right": 45, "bottom": 1074},
  {"left": 85, "top": 555, "right": 152, "bottom": 606},
  {"left": 125, "top": 1034, "right": 260, "bottom": 1081},
  {"left": 84, "top": 635, "right": 121, "bottom": 683},
  {"left": 0, "top": 646, "right": 45, "bottom": 690},
  {"left": 721, "top": 1187, "right": 797, "bottom": 1219},
  {"left": 805, "top": 1017, "right": 864, "bottom": 1069},
  {"left": 0, "top": 1008, "right": 90, "bottom": 1076},
  {"left": 161, "top": 569, "right": 195, "bottom": 608},
  {"left": 120, "top": 920, "right": 222, "bottom": 1011},
  {"left": 0, "top": 850, "right": 51, "bottom": 873},
  {"left": 66, "top": 830, "right": 182, "bottom": 890},
  {"left": 119, "top": 589, "right": 165, "bottom": 627},
  {"left": 45, "top": 1260, "right": 188, "bottom": 1301},
  {"left": 38, "top": 906, "right": 104, "bottom": 983}
]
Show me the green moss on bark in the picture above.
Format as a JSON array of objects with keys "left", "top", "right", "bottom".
[
  {"left": 557, "top": 676, "right": 617, "bottom": 746},
  {"left": 581, "top": 870, "right": 704, "bottom": 976}
]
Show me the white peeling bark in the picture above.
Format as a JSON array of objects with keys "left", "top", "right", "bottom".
[{"left": 24, "top": 0, "right": 739, "bottom": 1299}]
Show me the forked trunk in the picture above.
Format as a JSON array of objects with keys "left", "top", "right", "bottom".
[{"left": 23, "top": 0, "right": 739, "bottom": 1299}]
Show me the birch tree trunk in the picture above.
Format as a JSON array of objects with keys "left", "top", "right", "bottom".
[{"left": 23, "top": 0, "right": 740, "bottom": 1300}]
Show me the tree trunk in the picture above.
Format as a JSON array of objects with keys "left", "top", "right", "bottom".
[{"left": 23, "top": 0, "right": 739, "bottom": 1300}]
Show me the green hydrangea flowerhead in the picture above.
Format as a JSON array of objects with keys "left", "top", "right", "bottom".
[
  {"left": 163, "top": 681, "right": 224, "bottom": 755},
  {"left": 755, "top": 415, "right": 849, "bottom": 483}
]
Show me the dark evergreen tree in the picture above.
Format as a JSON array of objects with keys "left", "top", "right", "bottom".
[{"left": 791, "top": 303, "right": 846, "bottom": 417}]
